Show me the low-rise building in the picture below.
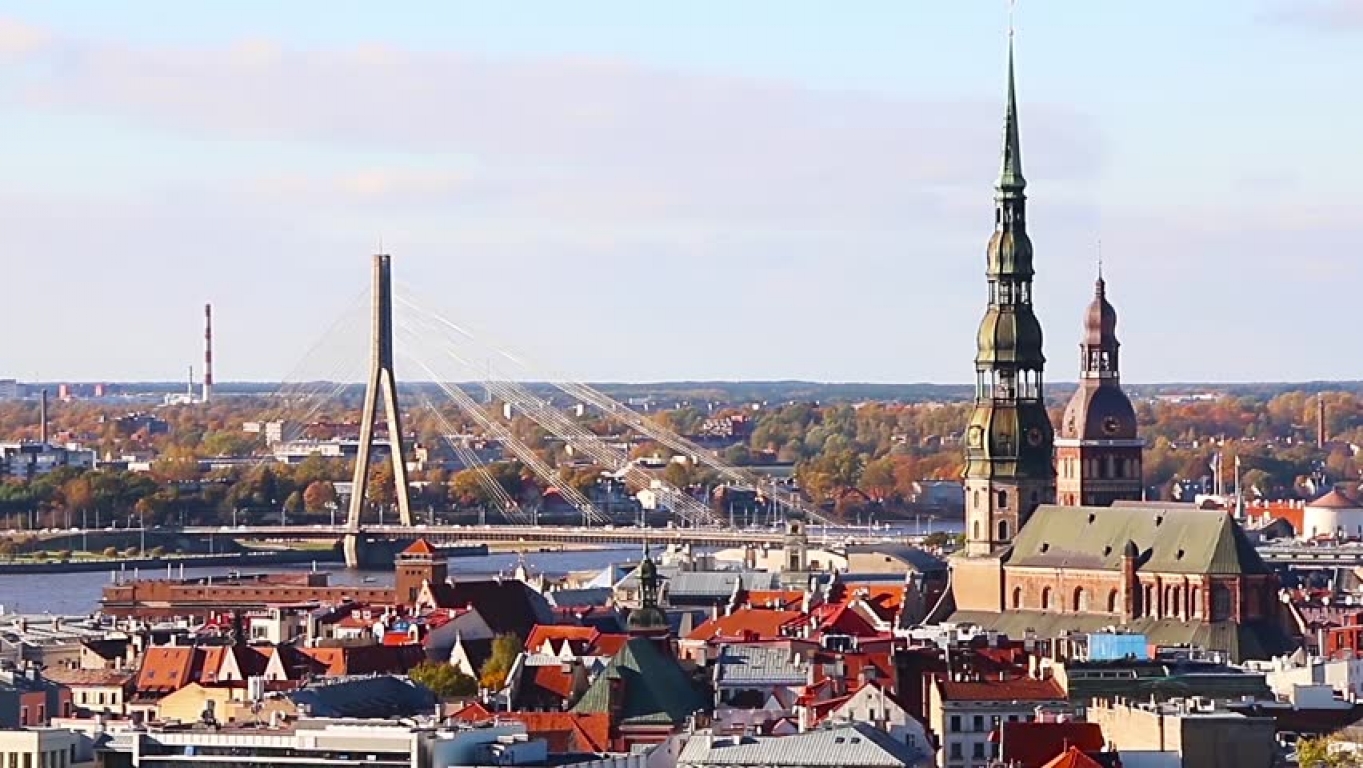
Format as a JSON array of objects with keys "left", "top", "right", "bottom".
[
  {"left": 927, "top": 676, "right": 1068, "bottom": 768},
  {"left": 1087, "top": 696, "right": 1277, "bottom": 768},
  {"left": 0, "top": 727, "right": 95, "bottom": 768}
]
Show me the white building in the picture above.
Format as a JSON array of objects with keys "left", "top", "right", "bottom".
[
  {"left": 1299, "top": 489, "right": 1363, "bottom": 541},
  {"left": 820, "top": 680, "right": 929, "bottom": 753},
  {"left": 0, "top": 728, "right": 95, "bottom": 768}
]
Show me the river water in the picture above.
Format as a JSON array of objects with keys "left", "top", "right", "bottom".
[{"left": 0, "top": 547, "right": 638, "bottom": 617}]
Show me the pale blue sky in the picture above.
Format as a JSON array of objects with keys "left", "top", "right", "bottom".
[{"left": 0, "top": 1, "right": 1358, "bottom": 384}]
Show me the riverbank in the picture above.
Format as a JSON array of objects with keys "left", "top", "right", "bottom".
[{"left": 0, "top": 544, "right": 489, "bottom": 574}]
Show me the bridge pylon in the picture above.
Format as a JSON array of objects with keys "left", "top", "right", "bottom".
[{"left": 345, "top": 253, "right": 414, "bottom": 567}]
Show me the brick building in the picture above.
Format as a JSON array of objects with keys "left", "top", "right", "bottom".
[{"left": 950, "top": 504, "right": 1291, "bottom": 661}]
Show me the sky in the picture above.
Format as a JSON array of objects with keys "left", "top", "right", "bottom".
[{"left": 1, "top": 1, "right": 1360, "bottom": 385}]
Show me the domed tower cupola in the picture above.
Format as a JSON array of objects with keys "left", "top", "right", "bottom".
[
  {"left": 1081, "top": 270, "right": 1120, "bottom": 379},
  {"left": 1056, "top": 264, "right": 1145, "bottom": 507}
]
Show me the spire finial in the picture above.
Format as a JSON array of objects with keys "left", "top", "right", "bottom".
[
  {"left": 1097, "top": 238, "right": 1104, "bottom": 281},
  {"left": 998, "top": 2, "right": 1025, "bottom": 192}
]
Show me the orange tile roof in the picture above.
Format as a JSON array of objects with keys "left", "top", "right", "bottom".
[
  {"left": 402, "top": 538, "right": 437, "bottom": 556},
  {"left": 526, "top": 624, "right": 599, "bottom": 651},
  {"left": 686, "top": 609, "right": 804, "bottom": 642},
  {"left": 593, "top": 634, "right": 630, "bottom": 656},
  {"left": 937, "top": 677, "right": 1065, "bottom": 703},
  {"left": 449, "top": 701, "right": 494, "bottom": 722},
  {"left": 1041, "top": 747, "right": 1106, "bottom": 768},
  {"left": 497, "top": 712, "right": 610, "bottom": 753},
  {"left": 745, "top": 590, "right": 805, "bottom": 609},
  {"left": 530, "top": 665, "right": 577, "bottom": 699},
  {"left": 135, "top": 647, "right": 198, "bottom": 694}
]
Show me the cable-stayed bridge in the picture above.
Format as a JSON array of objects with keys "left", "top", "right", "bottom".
[{"left": 251, "top": 254, "right": 844, "bottom": 567}]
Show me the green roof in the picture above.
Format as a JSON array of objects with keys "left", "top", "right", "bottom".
[
  {"left": 949, "top": 609, "right": 1294, "bottom": 663},
  {"left": 1007, "top": 504, "right": 1270, "bottom": 576},
  {"left": 572, "top": 637, "right": 706, "bottom": 725}
]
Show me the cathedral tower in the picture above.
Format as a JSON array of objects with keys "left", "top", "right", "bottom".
[
  {"left": 963, "top": 39, "right": 1055, "bottom": 556},
  {"left": 1056, "top": 269, "right": 1144, "bottom": 505}
]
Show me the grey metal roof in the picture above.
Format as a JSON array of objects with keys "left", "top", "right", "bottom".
[
  {"left": 713, "top": 644, "right": 808, "bottom": 688},
  {"left": 546, "top": 587, "right": 614, "bottom": 607},
  {"left": 845, "top": 545, "right": 948, "bottom": 574},
  {"left": 677, "top": 722, "right": 929, "bottom": 767},
  {"left": 669, "top": 571, "right": 782, "bottom": 598}
]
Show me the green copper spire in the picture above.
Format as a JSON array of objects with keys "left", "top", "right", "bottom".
[{"left": 998, "top": 39, "right": 1025, "bottom": 193}]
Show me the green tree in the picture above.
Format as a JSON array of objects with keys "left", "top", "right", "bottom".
[
  {"left": 0, "top": 539, "right": 18, "bottom": 561},
  {"left": 408, "top": 661, "right": 477, "bottom": 698},
  {"left": 478, "top": 634, "right": 521, "bottom": 691},
  {"left": 1297, "top": 736, "right": 1352, "bottom": 767}
]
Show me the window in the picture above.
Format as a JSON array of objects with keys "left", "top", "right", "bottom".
[
  {"left": 950, "top": 715, "right": 961, "bottom": 733},
  {"left": 972, "top": 521, "right": 981, "bottom": 541},
  {"left": 1041, "top": 587, "right": 1052, "bottom": 611},
  {"left": 1213, "top": 584, "right": 1233, "bottom": 621},
  {"left": 1073, "top": 587, "right": 1088, "bottom": 612},
  {"left": 997, "top": 490, "right": 1009, "bottom": 509},
  {"left": 973, "top": 715, "right": 984, "bottom": 732},
  {"left": 997, "top": 520, "right": 1010, "bottom": 541},
  {"left": 1012, "top": 587, "right": 1023, "bottom": 609},
  {"left": 1107, "top": 589, "right": 1119, "bottom": 614},
  {"left": 973, "top": 743, "right": 986, "bottom": 759},
  {"left": 950, "top": 744, "right": 963, "bottom": 759}
]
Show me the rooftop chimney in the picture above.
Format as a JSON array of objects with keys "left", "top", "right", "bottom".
[{"left": 203, "top": 303, "right": 213, "bottom": 404}]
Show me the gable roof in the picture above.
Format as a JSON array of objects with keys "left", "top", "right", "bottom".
[
  {"left": 420, "top": 579, "right": 554, "bottom": 639},
  {"left": 572, "top": 637, "right": 706, "bottom": 725},
  {"left": 676, "top": 721, "right": 926, "bottom": 767},
  {"left": 288, "top": 675, "right": 436, "bottom": 719},
  {"left": 1041, "top": 746, "right": 1107, "bottom": 768},
  {"left": 1008, "top": 504, "right": 1269, "bottom": 575},
  {"left": 686, "top": 609, "right": 804, "bottom": 643},
  {"left": 135, "top": 646, "right": 200, "bottom": 694},
  {"left": 1001, "top": 722, "right": 1106, "bottom": 768},
  {"left": 936, "top": 677, "right": 1065, "bottom": 703},
  {"left": 499, "top": 712, "right": 610, "bottom": 753}
]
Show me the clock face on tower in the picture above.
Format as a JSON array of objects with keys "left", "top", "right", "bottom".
[
  {"left": 1102, "top": 416, "right": 1121, "bottom": 436},
  {"left": 968, "top": 426, "right": 984, "bottom": 448},
  {"left": 1026, "top": 426, "right": 1044, "bottom": 447}
]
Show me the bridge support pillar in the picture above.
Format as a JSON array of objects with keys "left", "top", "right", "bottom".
[{"left": 343, "top": 531, "right": 365, "bottom": 569}]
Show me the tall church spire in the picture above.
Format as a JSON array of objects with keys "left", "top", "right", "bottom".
[
  {"left": 998, "top": 39, "right": 1025, "bottom": 194},
  {"left": 962, "top": 29, "right": 1055, "bottom": 557}
]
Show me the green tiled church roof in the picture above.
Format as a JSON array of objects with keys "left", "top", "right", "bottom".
[
  {"left": 571, "top": 637, "right": 706, "bottom": 725},
  {"left": 1007, "top": 504, "right": 1270, "bottom": 575}
]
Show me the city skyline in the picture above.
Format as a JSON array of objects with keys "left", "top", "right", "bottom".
[{"left": 1, "top": 2, "right": 1360, "bottom": 383}]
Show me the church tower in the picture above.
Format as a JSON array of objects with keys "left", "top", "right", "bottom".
[
  {"left": 1056, "top": 269, "right": 1144, "bottom": 505},
  {"left": 963, "top": 39, "right": 1055, "bottom": 556}
]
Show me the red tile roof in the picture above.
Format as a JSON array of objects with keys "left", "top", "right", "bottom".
[
  {"left": 497, "top": 712, "right": 610, "bottom": 753},
  {"left": 686, "top": 609, "right": 804, "bottom": 642},
  {"left": 937, "top": 677, "right": 1066, "bottom": 703},
  {"left": 1001, "top": 722, "right": 1105, "bottom": 768},
  {"left": 135, "top": 647, "right": 200, "bottom": 694},
  {"left": 744, "top": 590, "right": 805, "bottom": 609},
  {"left": 402, "top": 538, "right": 438, "bottom": 556},
  {"left": 1042, "top": 747, "right": 1106, "bottom": 768},
  {"left": 530, "top": 665, "right": 577, "bottom": 700},
  {"left": 526, "top": 625, "right": 599, "bottom": 651}
]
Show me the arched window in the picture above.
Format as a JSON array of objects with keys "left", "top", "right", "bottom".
[
  {"left": 1143, "top": 584, "right": 1153, "bottom": 618},
  {"left": 997, "top": 490, "right": 1009, "bottom": 509},
  {"left": 1212, "top": 584, "right": 1233, "bottom": 621},
  {"left": 1012, "top": 587, "right": 1023, "bottom": 609},
  {"left": 997, "top": 520, "right": 1010, "bottom": 542},
  {"left": 1041, "top": 587, "right": 1052, "bottom": 611},
  {"left": 1171, "top": 586, "right": 1182, "bottom": 618},
  {"left": 1190, "top": 587, "right": 1202, "bottom": 618},
  {"left": 1107, "top": 589, "right": 1119, "bottom": 614},
  {"left": 1073, "top": 587, "right": 1088, "bottom": 612},
  {"left": 973, "top": 490, "right": 981, "bottom": 510},
  {"left": 973, "top": 520, "right": 981, "bottom": 541}
]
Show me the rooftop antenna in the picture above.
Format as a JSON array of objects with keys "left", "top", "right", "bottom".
[
  {"left": 1097, "top": 238, "right": 1104, "bottom": 281},
  {"left": 1008, "top": 0, "right": 1016, "bottom": 39}
]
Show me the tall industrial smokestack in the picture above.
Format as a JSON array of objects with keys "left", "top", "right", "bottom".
[
  {"left": 203, "top": 303, "right": 214, "bottom": 404},
  {"left": 1318, "top": 394, "right": 1327, "bottom": 448},
  {"left": 39, "top": 389, "right": 48, "bottom": 445}
]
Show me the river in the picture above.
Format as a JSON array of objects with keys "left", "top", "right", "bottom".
[{"left": 0, "top": 547, "right": 639, "bottom": 617}]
